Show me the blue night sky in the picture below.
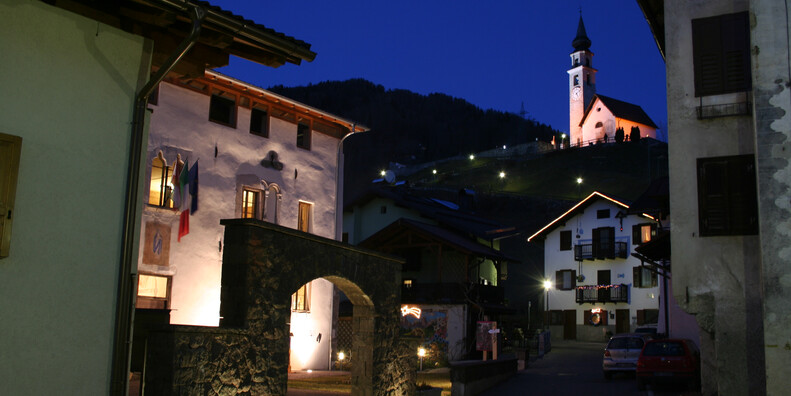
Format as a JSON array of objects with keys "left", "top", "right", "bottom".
[{"left": 212, "top": 0, "right": 667, "bottom": 138}]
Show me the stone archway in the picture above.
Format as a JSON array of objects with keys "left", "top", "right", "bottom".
[{"left": 216, "top": 219, "right": 408, "bottom": 395}]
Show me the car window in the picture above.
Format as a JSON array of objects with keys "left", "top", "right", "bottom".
[
  {"left": 643, "top": 341, "right": 685, "bottom": 356},
  {"left": 627, "top": 337, "right": 645, "bottom": 349},
  {"left": 607, "top": 337, "right": 628, "bottom": 349}
]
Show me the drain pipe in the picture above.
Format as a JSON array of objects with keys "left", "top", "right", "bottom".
[
  {"left": 110, "top": 4, "right": 205, "bottom": 395},
  {"left": 334, "top": 124, "right": 367, "bottom": 241}
]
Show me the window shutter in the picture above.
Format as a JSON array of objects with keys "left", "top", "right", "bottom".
[
  {"left": 555, "top": 270, "right": 562, "bottom": 290},
  {"left": 601, "top": 310, "right": 609, "bottom": 325},
  {"left": 729, "top": 156, "right": 759, "bottom": 235},
  {"left": 637, "top": 309, "right": 645, "bottom": 325},
  {"left": 698, "top": 159, "right": 730, "bottom": 235},
  {"left": 693, "top": 16, "right": 725, "bottom": 96},
  {"left": 698, "top": 155, "right": 759, "bottom": 236},
  {"left": 571, "top": 270, "right": 577, "bottom": 289},
  {"left": 560, "top": 230, "right": 572, "bottom": 251},
  {"left": 592, "top": 227, "right": 601, "bottom": 257},
  {"left": 651, "top": 270, "right": 658, "bottom": 287},
  {"left": 632, "top": 225, "right": 641, "bottom": 244},
  {"left": 606, "top": 227, "right": 615, "bottom": 257},
  {"left": 692, "top": 12, "right": 750, "bottom": 96},
  {"left": 721, "top": 12, "right": 751, "bottom": 93},
  {"left": 584, "top": 310, "right": 591, "bottom": 326},
  {"left": 633, "top": 267, "right": 641, "bottom": 288},
  {"left": 0, "top": 133, "right": 22, "bottom": 258}
]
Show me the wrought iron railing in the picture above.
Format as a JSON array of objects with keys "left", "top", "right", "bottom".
[
  {"left": 574, "top": 241, "right": 628, "bottom": 260},
  {"left": 575, "top": 283, "right": 629, "bottom": 304}
]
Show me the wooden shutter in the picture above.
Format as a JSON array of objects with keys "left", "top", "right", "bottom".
[
  {"left": 560, "top": 230, "right": 572, "bottom": 251},
  {"left": 584, "top": 310, "right": 591, "bottom": 326},
  {"left": 571, "top": 270, "right": 577, "bottom": 289},
  {"left": 692, "top": 12, "right": 750, "bottom": 96},
  {"left": 632, "top": 225, "right": 641, "bottom": 244},
  {"left": 592, "top": 227, "right": 601, "bottom": 257},
  {"left": 0, "top": 133, "right": 22, "bottom": 258},
  {"left": 651, "top": 270, "right": 658, "bottom": 287},
  {"left": 555, "top": 270, "right": 563, "bottom": 290},
  {"left": 605, "top": 227, "right": 615, "bottom": 257},
  {"left": 698, "top": 155, "right": 758, "bottom": 236},
  {"left": 637, "top": 309, "right": 645, "bottom": 325},
  {"left": 633, "top": 267, "right": 642, "bottom": 288}
]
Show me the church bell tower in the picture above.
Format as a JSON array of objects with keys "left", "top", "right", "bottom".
[{"left": 568, "top": 14, "right": 597, "bottom": 147}]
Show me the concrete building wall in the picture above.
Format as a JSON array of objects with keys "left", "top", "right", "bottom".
[
  {"left": 141, "top": 78, "right": 342, "bottom": 369},
  {"left": 543, "top": 199, "right": 662, "bottom": 340},
  {"left": 0, "top": 0, "right": 148, "bottom": 393}
]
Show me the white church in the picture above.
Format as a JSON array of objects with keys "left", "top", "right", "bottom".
[{"left": 567, "top": 16, "right": 658, "bottom": 147}]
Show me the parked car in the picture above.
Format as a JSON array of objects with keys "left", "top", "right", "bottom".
[
  {"left": 636, "top": 338, "right": 700, "bottom": 390},
  {"left": 602, "top": 333, "right": 653, "bottom": 379}
]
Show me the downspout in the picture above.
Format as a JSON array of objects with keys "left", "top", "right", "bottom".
[
  {"left": 110, "top": 5, "right": 205, "bottom": 395},
  {"left": 334, "top": 124, "right": 366, "bottom": 241}
]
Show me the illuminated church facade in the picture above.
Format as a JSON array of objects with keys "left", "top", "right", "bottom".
[{"left": 568, "top": 16, "right": 659, "bottom": 147}]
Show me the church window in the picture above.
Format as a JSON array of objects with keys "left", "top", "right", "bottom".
[{"left": 692, "top": 12, "right": 750, "bottom": 96}]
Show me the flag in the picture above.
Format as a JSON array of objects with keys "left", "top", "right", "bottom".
[
  {"left": 188, "top": 160, "right": 199, "bottom": 214},
  {"left": 178, "top": 159, "right": 190, "bottom": 241}
]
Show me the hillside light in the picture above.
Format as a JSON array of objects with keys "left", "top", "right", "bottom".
[
  {"left": 469, "top": 154, "right": 475, "bottom": 160},
  {"left": 380, "top": 170, "right": 386, "bottom": 177},
  {"left": 418, "top": 347, "right": 426, "bottom": 371},
  {"left": 576, "top": 177, "right": 583, "bottom": 184},
  {"left": 432, "top": 169, "right": 437, "bottom": 175},
  {"left": 499, "top": 171, "right": 506, "bottom": 179},
  {"left": 503, "top": 145, "right": 507, "bottom": 150}
]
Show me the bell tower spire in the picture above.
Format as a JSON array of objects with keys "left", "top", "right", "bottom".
[{"left": 568, "top": 12, "right": 597, "bottom": 147}]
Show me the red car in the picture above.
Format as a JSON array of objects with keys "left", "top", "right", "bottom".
[{"left": 636, "top": 339, "right": 700, "bottom": 391}]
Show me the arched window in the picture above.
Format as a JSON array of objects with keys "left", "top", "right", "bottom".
[
  {"left": 148, "top": 151, "right": 175, "bottom": 208},
  {"left": 595, "top": 122, "right": 604, "bottom": 128},
  {"left": 574, "top": 75, "right": 580, "bottom": 86},
  {"left": 262, "top": 181, "right": 282, "bottom": 224}
]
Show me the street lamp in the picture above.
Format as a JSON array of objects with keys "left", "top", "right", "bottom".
[
  {"left": 561, "top": 133, "right": 566, "bottom": 148},
  {"left": 417, "top": 347, "right": 426, "bottom": 371},
  {"left": 338, "top": 351, "right": 345, "bottom": 371},
  {"left": 469, "top": 154, "right": 475, "bottom": 160},
  {"left": 543, "top": 280, "right": 552, "bottom": 329},
  {"left": 499, "top": 171, "right": 506, "bottom": 179}
]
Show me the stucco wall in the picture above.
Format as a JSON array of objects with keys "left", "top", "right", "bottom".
[{"left": 0, "top": 0, "right": 148, "bottom": 393}]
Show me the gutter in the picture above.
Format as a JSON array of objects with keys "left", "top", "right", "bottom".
[
  {"left": 335, "top": 125, "right": 368, "bottom": 241},
  {"left": 110, "top": 4, "right": 205, "bottom": 395}
]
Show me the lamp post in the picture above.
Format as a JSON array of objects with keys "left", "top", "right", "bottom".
[
  {"left": 543, "top": 280, "right": 552, "bottom": 329},
  {"left": 417, "top": 347, "right": 426, "bottom": 371}
]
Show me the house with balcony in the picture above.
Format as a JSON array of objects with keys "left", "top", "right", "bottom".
[
  {"left": 528, "top": 191, "right": 666, "bottom": 342},
  {"left": 343, "top": 185, "right": 520, "bottom": 361}
]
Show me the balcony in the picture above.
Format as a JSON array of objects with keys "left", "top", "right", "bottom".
[
  {"left": 574, "top": 241, "right": 628, "bottom": 260},
  {"left": 575, "top": 284, "right": 629, "bottom": 304},
  {"left": 401, "top": 282, "right": 505, "bottom": 305}
]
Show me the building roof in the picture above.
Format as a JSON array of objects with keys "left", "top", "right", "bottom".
[
  {"left": 527, "top": 191, "right": 634, "bottom": 242},
  {"left": 580, "top": 94, "right": 659, "bottom": 129},
  {"left": 360, "top": 218, "right": 520, "bottom": 263},
  {"left": 50, "top": 0, "right": 316, "bottom": 75},
  {"left": 345, "top": 185, "right": 520, "bottom": 241}
]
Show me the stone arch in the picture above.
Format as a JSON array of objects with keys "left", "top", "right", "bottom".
[{"left": 216, "top": 219, "right": 408, "bottom": 395}]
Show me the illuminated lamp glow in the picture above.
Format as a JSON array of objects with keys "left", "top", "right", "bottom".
[
  {"left": 499, "top": 171, "right": 506, "bottom": 179},
  {"left": 527, "top": 192, "right": 631, "bottom": 242},
  {"left": 338, "top": 352, "right": 345, "bottom": 361},
  {"left": 289, "top": 313, "right": 321, "bottom": 367},
  {"left": 432, "top": 169, "right": 437, "bottom": 175},
  {"left": 591, "top": 308, "right": 602, "bottom": 314},
  {"left": 401, "top": 305, "right": 421, "bottom": 319},
  {"left": 307, "top": 369, "right": 313, "bottom": 373},
  {"left": 418, "top": 347, "right": 426, "bottom": 357},
  {"left": 469, "top": 154, "right": 475, "bottom": 160},
  {"left": 543, "top": 280, "right": 552, "bottom": 291},
  {"left": 380, "top": 170, "right": 386, "bottom": 176}
]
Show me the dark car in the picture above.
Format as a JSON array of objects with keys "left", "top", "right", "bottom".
[
  {"left": 602, "top": 333, "right": 653, "bottom": 379},
  {"left": 636, "top": 338, "right": 700, "bottom": 390}
]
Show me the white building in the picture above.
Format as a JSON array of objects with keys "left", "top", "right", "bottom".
[
  {"left": 568, "top": 16, "right": 659, "bottom": 147},
  {"left": 139, "top": 70, "right": 365, "bottom": 371},
  {"left": 528, "top": 192, "right": 665, "bottom": 342}
]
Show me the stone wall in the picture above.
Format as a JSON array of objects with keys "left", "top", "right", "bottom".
[{"left": 144, "top": 219, "right": 414, "bottom": 395}]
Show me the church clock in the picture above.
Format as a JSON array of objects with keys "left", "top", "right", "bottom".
[{"left": 572, "top": 86, "right": 582, "bottom": 101}]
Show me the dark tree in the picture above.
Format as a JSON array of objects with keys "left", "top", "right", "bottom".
[
  {"left": 630, "top": 126, "right": 641, "bottom": 142},
  {"left": 615, "top": 127, "right": 625, "bottom": 143}
]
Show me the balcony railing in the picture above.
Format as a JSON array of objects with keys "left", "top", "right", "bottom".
[
  {"left": 401, "top": 282, "right": 504, "bottom": 305},
  {"left": 575, "top": 284, "right": 629, "bottom": 304},
  {"left": 574, "top": 241, "right": 628, "bottom": 260}
]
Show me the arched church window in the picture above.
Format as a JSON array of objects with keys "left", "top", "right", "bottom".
[
  {"left": 574, "top": 75, "right": 580, "bottom": 86},
  {"left": 595, "top": 122, "right": 604, "bottom": 128}
]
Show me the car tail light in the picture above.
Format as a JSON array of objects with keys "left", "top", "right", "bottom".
[
  {"left": 637, "top": 360, "right": 645, "bottom": 369},
  {"left": 604, "top": 350, "right": 611, "bottom": 357}
]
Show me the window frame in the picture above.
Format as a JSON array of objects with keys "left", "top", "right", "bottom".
[
  {"left": 298, "top": 201, "right": 312, "bottom": 232},
  {"left": 555, "top": 269, "right": 577, "bottom": 290},
  {"left": 559, "top": 230, "right": 572, "bottom": 251},
  {"left": 633, "top": 266, "right": 658, "bottom": 288},
  {"left": 147, "top": 152, "right": 175, "bottom": 209},
  {"left": 632, "top": 223, "right": 657, "bottom": 245},
  {"left": 209, "top": 90, "right": 237, "bottom": 128},
  {"left": 296, "top": 121, "right": 311, "bottom": 150},
  {"left": 250, "top": 105, "right": 270, "bottom": 138},
  {"left": 136, "top": 273, "right": 172, "bottom": 309},
  {"left": 241, "top": 187, "right": 262, "bottom": 220}
]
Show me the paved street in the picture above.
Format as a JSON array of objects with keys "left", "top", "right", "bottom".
[{"left": 481, "top": 340, "right": 701, "bottom": 396}]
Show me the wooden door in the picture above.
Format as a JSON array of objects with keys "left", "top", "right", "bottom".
[
  {"left": 563, "top": 310, "right": 577, "bottom": 340},
  {"left": 616, "top": 309, "right": 630, "bottom": 334}
]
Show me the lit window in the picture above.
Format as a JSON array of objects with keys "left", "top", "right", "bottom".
[
  {"left": 403, "top": 279, "right": 413, "bottom": 288},
  {"left": 298, "top": 201, "right": 312, "bottom": 232},
  {"left": 136, "top": 274, "right": 171, "bottom": 309},
  {"left": 292, "top": 283, "right": 311, "bottom": 312},
  {"left": 632, "top": 223, "right": 657, "bottom": 244},
  {"left": 241, "top": 188, "right": 260, "bottom": 219},
  {"left": 148, "top": 151, "right": 175, "bottom": 208}
]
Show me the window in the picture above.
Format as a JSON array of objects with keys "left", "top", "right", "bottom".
[
  {"left": 549, "top": 310, "right": 564, "bottom": 325},
  {"left": 292, "top": 283, "right": 310, "bottom": 312},
  {"left": 241, "top": 188, "right": 260, "bottom": 219},
  {"left": 597, "top": 209, "right": 610, "bottom": 219},
  {"left": 0, "top": 132, "right": 22, "bottom": 258},
  {"left": 555, "top": 269, "right": 576, "bottom": 290},
  {"left": 574, "top": 75, "right": 579, "bottom": 86},
  {"left": 632, "top": 223, "right": 657, "bottom": 244},
  {"left": 692, "top": 12, "right": 751, "bottom": 97},
  {"left": 592, "top": 227, "right": 615, "bottom": 258},
  {"left": 148, "top": 152, "right": 175, "bottom": 208},
  {"left": 209, "top": 91, "right": 237, "bottom": 127},
  {"left": 136, "top": 274, "right": 172, "bottom": 309},
  {"left": 559, "top": 230, "right": 572, "bottom": 251},
  {"left": 595, "top": 121, "right": 603, "bottom": 128},
  {"left": 637, "top": 309, "right": 659, "bottom": 325},
  {"left": 250, "top": 106, "right": 269, "bottom": 137},
  {"left": 298, "top": 201, "right": 312, "bottom": 232},
  {"left": 403, "top": 279, "right": 413, "bottom": 288},
  {"left": 697, "top": 154, "right": 758, "bottom": 236},
  {"left": 297, "top": 122, "right": 311, "bottom": 150},
  {"left": 633, "top": 266, "right": 658, "bottom": 288}
]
